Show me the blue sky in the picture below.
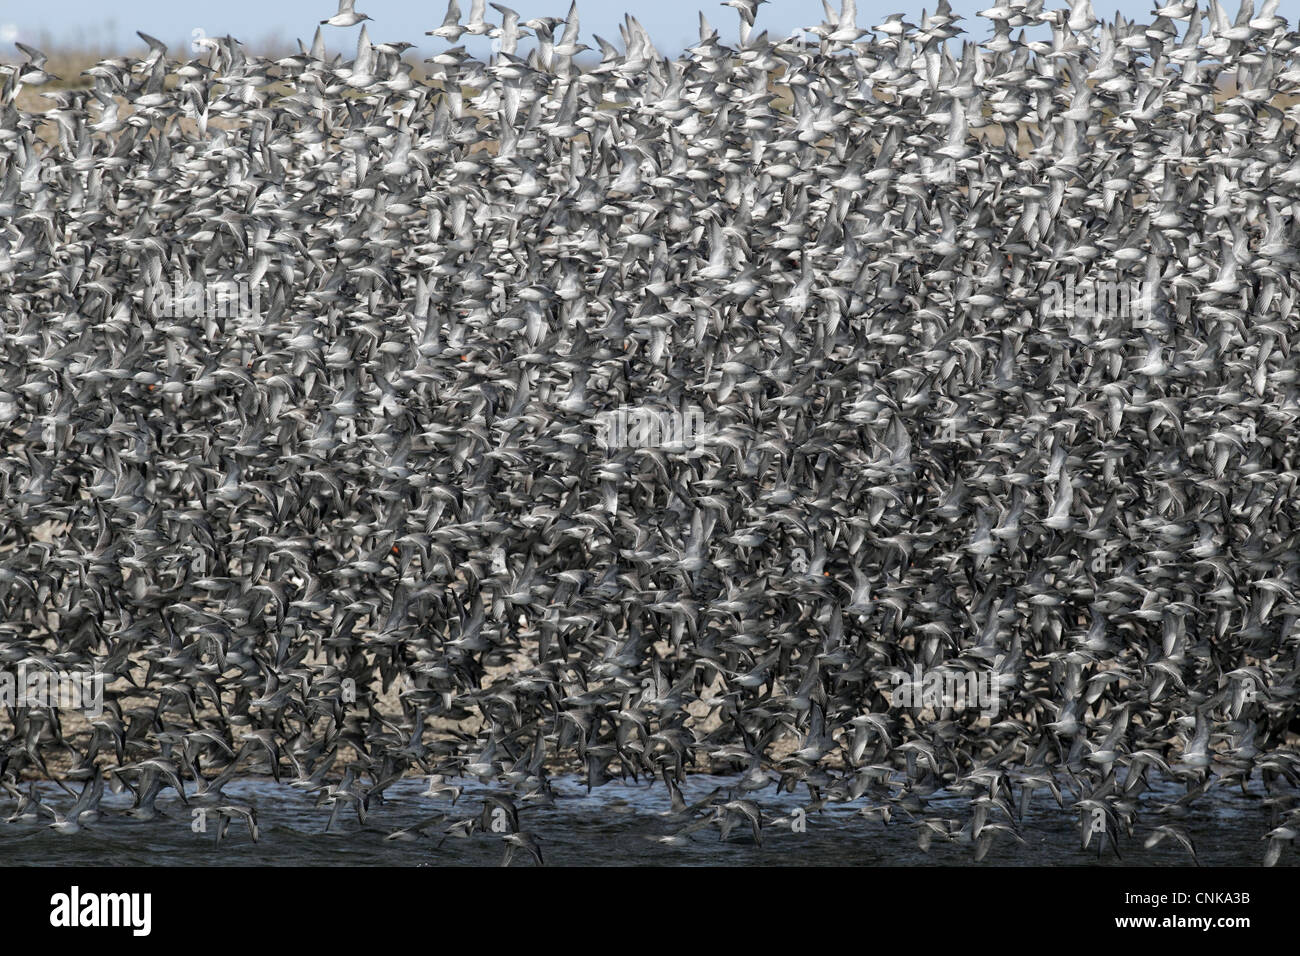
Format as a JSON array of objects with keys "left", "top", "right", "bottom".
[{"left": 2, "top": 0, "right": 1297, "bottom": 55}]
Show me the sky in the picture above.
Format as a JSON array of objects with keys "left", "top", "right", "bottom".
[{"left": 1, "top": 0, "right": 1297, "bottom": 56}]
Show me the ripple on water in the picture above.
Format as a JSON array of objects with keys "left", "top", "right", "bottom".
[{"left": 0, "top": 775, "right": 1291, "bottom": 866}]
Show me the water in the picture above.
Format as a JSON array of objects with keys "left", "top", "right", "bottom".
[{"left": 0, "top": 774, "right": 1290, "bottom": 866}]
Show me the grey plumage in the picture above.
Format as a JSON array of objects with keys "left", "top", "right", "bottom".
[{"left": 0, "top": 0, "right": 1299, "bottom": 866}]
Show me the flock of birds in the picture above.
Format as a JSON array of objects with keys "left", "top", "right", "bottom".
[{"left": 1, "top": 0, "right": 1300, "bottom": 865}]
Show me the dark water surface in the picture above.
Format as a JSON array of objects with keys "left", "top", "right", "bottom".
[{"left": 0, "top": 774, "right": 1291, "bottom": 866}]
